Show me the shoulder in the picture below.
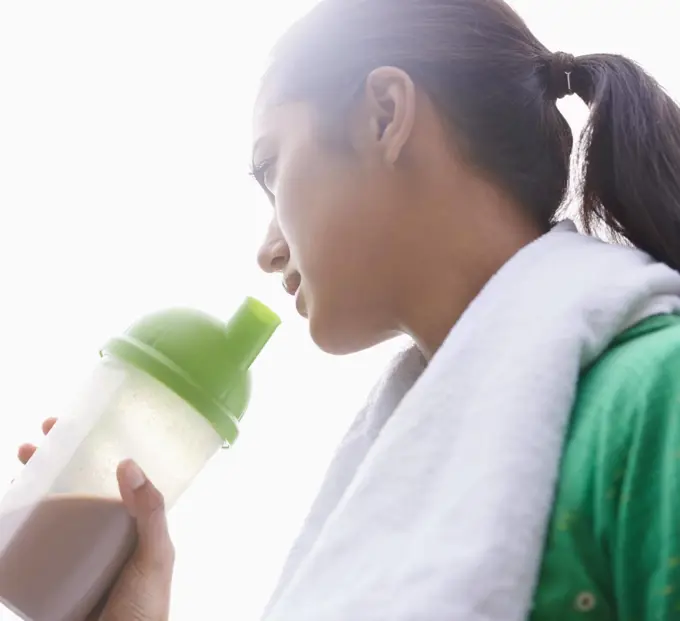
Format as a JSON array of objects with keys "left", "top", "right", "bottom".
[
  {"left": 561, "top": 315, "right": 680, "bottom": 621},
  {"left": 561, "top": 313, "right": 680, "bottom": 541},
  {"left": 565, "top": 314, "right": 680, "bottom": 491},
  {"left": 574, "top": 314, "right": 680, "bottom": 432},
  {"left": 532, "top": 315, "right": 680, "bottom": 620},
  {"left": 551, "top": 314, "right": 680, "bottom": 544}
]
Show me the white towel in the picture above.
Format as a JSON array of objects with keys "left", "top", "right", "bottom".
[{"left": 263, "top": 221, "right": 680, "bottom": 621}]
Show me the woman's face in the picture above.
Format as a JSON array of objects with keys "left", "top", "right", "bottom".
[
  {"left": 252, "top": 76, "right": 417, "bottom": 354},
  {"left": 252, "top": 67, "right": 550, "bottom": 357}
]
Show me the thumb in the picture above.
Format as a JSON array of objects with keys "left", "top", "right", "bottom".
[{"left": 117, "top": 460, "right": 175, "bottom": 572}]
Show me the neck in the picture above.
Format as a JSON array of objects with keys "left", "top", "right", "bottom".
[{"left": 397, "top": 193, "right": 544, "bottom": 359}]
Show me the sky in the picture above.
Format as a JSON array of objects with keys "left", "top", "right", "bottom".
[{"left": 0, "top": 1, "right": 677, "bottom": 619}]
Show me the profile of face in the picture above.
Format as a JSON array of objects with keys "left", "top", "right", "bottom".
[
  {"left": 253, "top": 69, "right": 434, "bottom": 355},
  {"left": 251, "top": 1, "right": 571, "bottom": 357}
]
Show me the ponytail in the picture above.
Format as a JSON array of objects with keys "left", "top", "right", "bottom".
[{"left": 570, "top": 54, "right": 680, "bottom": 272}]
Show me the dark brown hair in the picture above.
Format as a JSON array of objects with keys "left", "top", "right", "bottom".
[{"left": 264, "top": 0, "right": 680, "bottom": 271}]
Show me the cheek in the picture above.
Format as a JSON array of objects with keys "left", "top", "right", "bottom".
[
  {"left": 279, "top": 173, "right": 397, "bottom": 342},
  {"left": 273, "top": 144, "right": 399, "bottom": 353},
  {"left": 278, "top": 168, "right": 366, "bottom": 283},
  {"left": 276, "top": 151, "right": 361, "bottom": 274}
]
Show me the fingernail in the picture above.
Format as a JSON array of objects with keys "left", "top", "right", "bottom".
[{"left": 122, "top": 460, "right": 146, "bottom": 491}]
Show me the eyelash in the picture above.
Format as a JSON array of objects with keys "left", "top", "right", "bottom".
[{"left": 250, "top": 158, "right": 276, "bottom": 190}]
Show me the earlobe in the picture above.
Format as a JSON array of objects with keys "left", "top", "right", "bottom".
[{"left": 365, "top": 67, "right": 416, "bottom": 165}]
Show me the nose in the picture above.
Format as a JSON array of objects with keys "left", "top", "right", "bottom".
[{"left": 257, "top": 218, "right": 290, "bottom": 274}]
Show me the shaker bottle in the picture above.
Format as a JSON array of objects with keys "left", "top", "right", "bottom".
[{"left": 0, "top": 297, "right": 280, "bottom": 621}]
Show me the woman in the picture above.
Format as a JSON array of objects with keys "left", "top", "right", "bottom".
[{"left": 19, "top": 0, "right": 680, "bottom": 619}]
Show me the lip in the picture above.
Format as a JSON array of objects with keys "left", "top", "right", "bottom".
[
  {"left": 295, "top": 287, "right": 308, "bottom": 318},
  {"left": 282, "top": 271, "right": 301, "bottom": 297},
  {"left": 282, "top": 271, "right": 308, "bottom": 318}
]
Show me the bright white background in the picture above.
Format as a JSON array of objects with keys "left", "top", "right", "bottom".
[{"left": 0, "top": 2, "right": 676, "bottom": 619}]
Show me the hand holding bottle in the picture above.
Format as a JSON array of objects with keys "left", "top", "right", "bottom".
[{"left": 19, "top": 419, "right": 175, "bottom": 621}]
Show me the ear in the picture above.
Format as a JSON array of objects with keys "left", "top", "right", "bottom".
[{"left": 362, "top": 66, "right": 416, "bottom": 165}]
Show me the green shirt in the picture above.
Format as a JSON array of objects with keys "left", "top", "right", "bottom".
[{"left": 531, "top": 314, "right": 680, "bottom": 620}]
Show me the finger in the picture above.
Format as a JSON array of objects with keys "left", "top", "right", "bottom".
[
  {"left": 117, "top": 460, "right": 175, "bottom": 573},
  {"left": 42, "top": 417, "right": 58, "bottom": 435},
  {"left": 17, "top": 443, "right": 37, "bottom": 465}
]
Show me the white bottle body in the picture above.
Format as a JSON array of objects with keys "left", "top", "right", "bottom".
[{"left": 0, "top": 355, "right": 223, "bottom": 621}]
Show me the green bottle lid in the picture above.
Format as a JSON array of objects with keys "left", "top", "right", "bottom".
[{"left": 100, "top": 297, "right": 280, "bottom": 446}]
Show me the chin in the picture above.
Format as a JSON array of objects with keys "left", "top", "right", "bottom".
[{"left": 308, "top": 311, "right": 394, "bottom": 356}]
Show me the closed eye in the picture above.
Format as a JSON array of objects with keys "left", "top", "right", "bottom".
[{"left": 249, "top": 157, "right": 277, "bottom": 202}]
